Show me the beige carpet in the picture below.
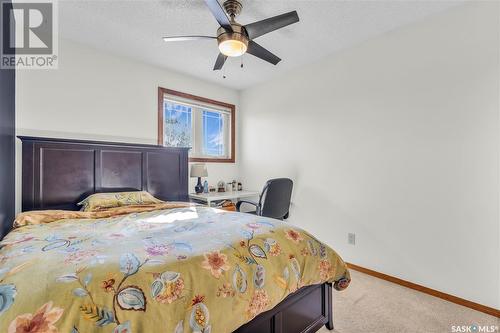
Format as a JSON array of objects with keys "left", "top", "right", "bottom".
[{"left": 318, "top": 270, "right": 499, "bottom": 333}]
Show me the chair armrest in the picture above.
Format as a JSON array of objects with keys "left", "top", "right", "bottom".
[{"left": 236, "top": 200, "right": 258, "bottom": 212}]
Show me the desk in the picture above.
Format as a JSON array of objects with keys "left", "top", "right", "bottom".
[{"left": 189, "top": 190, "right": 260, "bottom": 207}]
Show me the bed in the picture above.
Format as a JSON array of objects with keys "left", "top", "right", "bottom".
[{"left": 0, "top": 136, "right": 350, "bottom": 333}]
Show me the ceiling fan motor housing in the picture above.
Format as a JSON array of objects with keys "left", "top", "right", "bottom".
[
  {"left": 223, "top": 0, "right": 242, "bottom": 18},
  {"left": 218, "top": 0, "right": 248, "bottom": 51}
]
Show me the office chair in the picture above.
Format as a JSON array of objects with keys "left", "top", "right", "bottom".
[{"left": 236, "top": 178, "right": 293, "bottom": 220}]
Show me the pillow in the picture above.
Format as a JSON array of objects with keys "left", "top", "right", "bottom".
[{"left": 78, "top": 191, "right": 163, "bottom": 212}]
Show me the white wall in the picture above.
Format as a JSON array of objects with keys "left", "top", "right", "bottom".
[
  {"left": 15, "top": 39, "right": 240, "bottom": 213},
  {"left": 240, "top": 2, "right": 499, "bottom": 309}
]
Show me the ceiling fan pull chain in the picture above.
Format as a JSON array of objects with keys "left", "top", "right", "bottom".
[{"left": 241, "top": 55, "right": 244, "bottom": 69}]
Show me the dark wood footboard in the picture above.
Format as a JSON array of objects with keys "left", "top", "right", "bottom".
[{"left": 233, "top": 282, "right": 333, "bottom": 333}]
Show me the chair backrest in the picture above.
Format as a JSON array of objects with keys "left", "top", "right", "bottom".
[{"left": 259, "top": 178, "right": 293, "bottom": 220}]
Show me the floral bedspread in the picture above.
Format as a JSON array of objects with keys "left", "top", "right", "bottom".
[{"left": 0, "top": 205, "right": 350, "bottom": 333}]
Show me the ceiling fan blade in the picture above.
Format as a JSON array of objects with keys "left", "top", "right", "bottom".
[
  {"left": 246, "top": 40, "right": 281, "bottom": 65},
  {"left": 213, "top": 53, "right": 228, "bottom": 70},
  {"left": 244, "top": 11, "right": 299, "bottom": 40},
  {"left": 203, "top": 0, "right": 233, "bottom": 31},
  {"left": 163, "top": 36, "right": 216, "bottom": 42}
]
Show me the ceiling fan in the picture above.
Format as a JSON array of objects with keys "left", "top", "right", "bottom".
[{"left": 163, "top": 0, "right": 299, "bottom": 70}]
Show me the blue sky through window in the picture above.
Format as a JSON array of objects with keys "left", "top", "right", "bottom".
[{"left": 203, "top": 110, "right": 224, "bottom": 156}]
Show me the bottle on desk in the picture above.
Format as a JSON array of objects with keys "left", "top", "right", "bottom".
[
  {"left": 203, "top": 180, "right": 209, "bottom": 193},
  {"left": 227, "top": 180, "right": 238, "bottom": 192}
]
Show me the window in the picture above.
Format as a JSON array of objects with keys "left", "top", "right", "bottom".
[{"left": 158, "top": 87, "right": 235, "bottom": 162}]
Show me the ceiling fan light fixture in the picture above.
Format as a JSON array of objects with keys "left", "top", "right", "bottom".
[
  {"left": 219, "top": 39, "right": 247, "bottom": 57},
  {"left": 217, "top": 24, "right": 248, "bottom": 58}
]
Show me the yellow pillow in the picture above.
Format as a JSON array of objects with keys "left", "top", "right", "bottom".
[{"left": 78, "top": 191, "right": 163, "bottom": 212}]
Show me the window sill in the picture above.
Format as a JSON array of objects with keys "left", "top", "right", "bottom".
[{"left": 189, "top": 157, "right": 235, "bottom": 163}]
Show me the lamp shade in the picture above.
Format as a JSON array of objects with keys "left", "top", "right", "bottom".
[{"left": 190, "top": 164, "right": 208, "bottom": 178}]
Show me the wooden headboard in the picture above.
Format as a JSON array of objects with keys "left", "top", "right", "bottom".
[{"left": 19, "top": 136, "right": 189, "bottom": 211}]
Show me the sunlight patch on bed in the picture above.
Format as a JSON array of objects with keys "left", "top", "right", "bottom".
[
  {"left": 209, "top": 207, "right": 229, "bottom": 214},
  {"left": 145, "top": 210, "right": 199, "bottom": 223}
]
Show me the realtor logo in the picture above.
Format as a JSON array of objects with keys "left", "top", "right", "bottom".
[
  {"left": 1, "top": 0, "right": 58, "bottom": 69},
  {"left": 452, "top": 325, "right": 499, "bottom": 333}
]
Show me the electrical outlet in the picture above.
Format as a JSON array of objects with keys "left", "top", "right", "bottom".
[{"left": 348, "top": 233, "right": 356, "bottom": 245}]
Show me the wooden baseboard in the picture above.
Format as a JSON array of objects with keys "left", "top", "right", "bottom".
[{"left": 346, "top": 262, "right": 500, "bottom": 318}]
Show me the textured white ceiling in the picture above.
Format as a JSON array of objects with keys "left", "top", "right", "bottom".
[{"left": 58, "top": 0, "right": 463, "bottom": 90}]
